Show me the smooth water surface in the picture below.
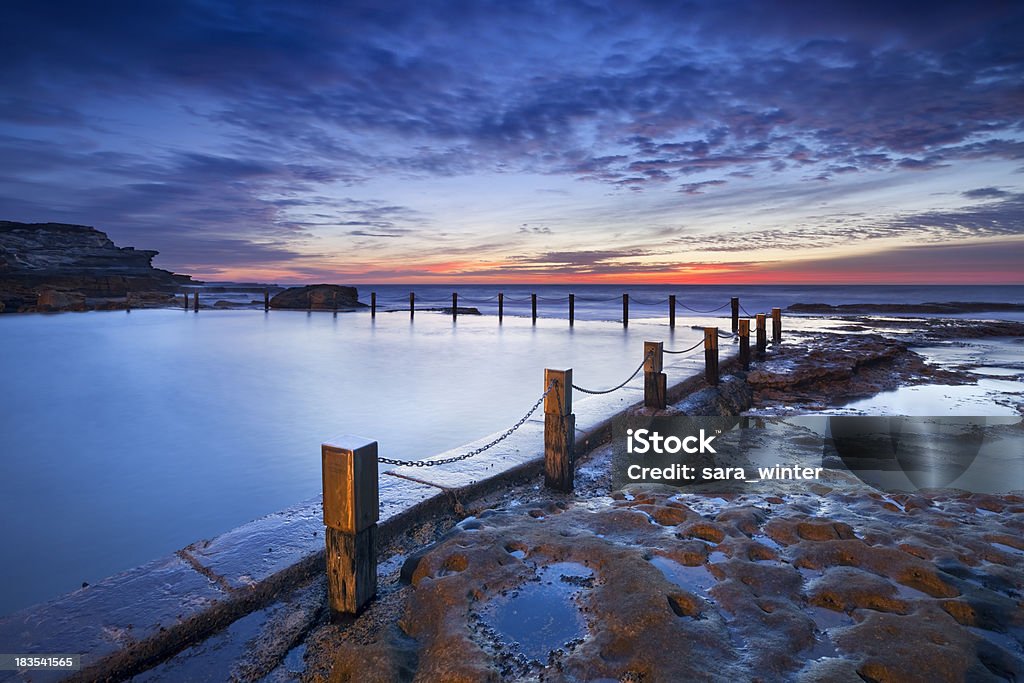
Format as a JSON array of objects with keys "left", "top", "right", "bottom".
[{"left": 0, "top": 308, "right": 695, "bottom": 615}]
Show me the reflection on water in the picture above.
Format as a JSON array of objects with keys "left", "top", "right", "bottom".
[{"left": 0, "top": 309, "right": 699, "bottom": 616}]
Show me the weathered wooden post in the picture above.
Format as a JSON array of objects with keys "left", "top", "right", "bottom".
[
  {"left": 322, "top": 437, "right": 378, "bottom": 616},
  {"left": 452, "top": 292, "right": 458, "bottom": 321},
  {"left": 193, "top": 290, "right": 199, "bottom": 312},
  {"left": 704, "top": 327, "right": 720, "bottom": 385},
  {"left": 738, "top": 318, "right": 751, "bottom": 370},
  {"left": 498, "top": 292, "right": 504, "bottom": 323},
  {"left": 644, "top": 341, "right": 666, "bottom": 409},
  {"left": 731, "top": 297, "right": 739, "bottom": 334},
  {"left": 772, "top": 307, "right": 782, "bottom": 343},
  {"left": 669, "top": 294, "right": 676, "bottom": 329},
  {"left": 622, "top": 293, "right": 629, "bottom": 328},
  {"left": 409, "top": 292, "right": 415, "bottom": 320},
  {"left": 532, "top": 293, "right": 538, "bottom": 325},
  {"left": 183, "top": 292, "right": 189, "bottom": 310},
  {"left": 756, "top": 313, "right": 767, "bottom": 359},
  {"left": 568, "top": 293, "right": 575, "bottom": 327},
  {"left": 544, "top": 368, "right": 575, "bottom": 492},
  {"left": 333, "top": 290, "right": 338, "bottom": 315},
  {"left": 370, "top": 292, "right": 376, "bottom": 319},
  {"left": 264, "top": 290, "right": 270, "bottom": 312},
  {"left": 307, "top": 289, "right": 312, "bottom": 312},
  {"left": 125, "top": 291, "right": 131, "bottom": 312}
]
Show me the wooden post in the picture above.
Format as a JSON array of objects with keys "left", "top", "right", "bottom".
[
  {"left": 772, "top": 307, "right": 782, "bottom": 343},
  {"left": 307, "top": 289, "right": 312, "bottom": 312},
  {"left": 452, "top": 292, "right": 458, "bottom": 321},
  {"left": 669, "top": 294, "right": 676, "bottom": 329},
  {"left": 264, "top": 290, "right": 270, "bottom": 312},
  {"left": 410, "top": 292, "right": 415, "bottom": 320},
  {"left": 568, "top": 294, "right": 575, "bottom": 327},
  {"left": 498, "top": 292, "right": 504, "bottom": 323},
  {"left": 738, "top": 318, "right": 751, "bottom": 370},
  {"left": 370, "top": 292, "right": 376, "bottom": 319},
  {"left": 333, "top": 290, "right": 338, "bottom": 315},
  {"left": 704, "top": 327, "right": 720, "bottom": 385},
  {"left": 731, "top": 297, "right": 739, "bottom": 334},
  {"left": 643, "top": 341, "right": 666, "bottom": 409},
  {"left": 756, "top": 313, "right": 767, "bottom": 359},
  {"left": 125, "top": 291, "right": 131, "bottom": 312},
  {"left": 193, "top": 290, "right": 199, "bottom": 312},
  {"left": 322, "top": 436, "right": 379, "bottom": 616},
  {"left": 622, "top": 293, "right": 629, "bottom": 328},
  {"left": 543, "top": 368, "right": 575, "bottom": 492},
  {"left": 183, "top": 292, "right": 189, "bottom": 310},
  {"left": 531, "top": 293, "right": 537, "bottom": 325}
]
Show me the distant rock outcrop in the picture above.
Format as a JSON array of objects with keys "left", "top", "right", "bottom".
[
  {"left": 269, "top": 284, "right": 367, "bottom": 310},
  {"left": 0, "top": 221, "right": 196, "bottom": 312}
]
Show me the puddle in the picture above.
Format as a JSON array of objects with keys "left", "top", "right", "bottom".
[
  {"left": 804, "top": 630, "right": 839, "bottom": 660},
  {"left": 752, "top": 534, "right": 783, "bottom": 551},
  {"left": 969, "top": 366, "right": 1023, "bottom": 377},
  {"left": 708, "top": 551, "right": 728, "bottom": 563},
  {"left": 806, "top": 605, "right": 855, "bottom": 630},
  {"left": 678, "top": 496, "right": 731, "bottom": 517},
  {"left": 837, "top": 384, "right": 1021, "bottom": 416},
  {"left": 479, "top": 562, "right": 592, "bottom": 663},
  {"left": 893, "top": 583, "right": 934, "bottom": 600},
  {"left": 280, "top": 642, "right": 307, "bottom": 675},
  {"left": 650, "top": 556, "right": 716, "bottom": 593}
]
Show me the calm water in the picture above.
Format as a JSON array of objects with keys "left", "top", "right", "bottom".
[{"left": 0, "top": 284, "right": 1021, "bottom": 615}]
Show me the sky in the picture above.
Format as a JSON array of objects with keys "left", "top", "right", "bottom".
[{"left": 1, "top": 0, "right": 1022, "bottom": 284}]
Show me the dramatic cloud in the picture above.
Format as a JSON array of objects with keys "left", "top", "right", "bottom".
[{"left": 0, "top": 0, "right": 1021, "bottom": 281}]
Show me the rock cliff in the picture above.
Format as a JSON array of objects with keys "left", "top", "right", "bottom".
[{"left": 0, "top": 221, "right": 196, "bottom": 312}]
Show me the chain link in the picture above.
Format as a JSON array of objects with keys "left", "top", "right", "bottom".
[
  {"left": 377, "top": 380, "right": 555, "bottom": 467},
  {"left": 571, "top": 350, "right": 652, "bottom": 395},
  {"left": 664, "top": 339, "right": 705, "bottom": 355},
  {"left": 679, "top": 301, "right": 731, "bottom": 313}
]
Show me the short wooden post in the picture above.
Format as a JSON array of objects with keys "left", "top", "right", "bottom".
[
  {"left": 568, "top": 294, "right": 575, "bottom": 327},
  {"left": 498, "top": 292, "right": 504, "bottom": 323},
  {"left": 738, "top": 318, "right": 751, "bottom": 370},
  {"left": 704, "top": 327, "right": 720, "bottom": 385},
  {"left": 125, "top": 291, "right": 131, "bottom": 312},
  {"left": 452, "top": 292, "right": 458, "bottom": 321},
  {"left": 322, "top": 436, "right": 379, "bottom": 616},
  {"left": 756, "top": 313, "right": 767, "bottom": 359},
  {"left": 532, "top": 293, "right": 537, "bottom": 325},
  {"left": 543, "top": 368, "right": 575, "bottom": 492},
  {"left": 409, "top": 292, "right": 415, "bottom": 320},
  {"left": 307, "top": 289, "right": 312, "bottom": 312},
  {"left": 643, "top": 341, "right": 666, "bottom": 409},
  {"left": 731, "top": 297, "right": 739, "bottom": 334},
  {"left": 333, "top": 290, "right": 338, "bottom": 314},
  {"left": 622, "top": 293, "right": 629, "bottom": 328},
  {"left": 772, "top": 307, "right": 782, "bottom": 343},
  {"left": 669, "top": 294, "right": 676, "bottom": 329},
  {"left": 183, "top": 292, "right": 189, "bottom": 310},
  {"left": 193, "top": 291, "right": 199, "bottom": 312},
  {"left": 264, "top": 290, "right": 270, "bottom": 312},
  {"left": 370, "top": 292, "right": 376, "bottom": 319}
]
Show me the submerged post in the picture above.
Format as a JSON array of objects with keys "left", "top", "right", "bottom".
[
  {"left": 756, "top": 313, "right": 767, "bottom": 359},
  {"left": 731, "top": 297, "right": 739, "bottom": 334},
  {"left": 183, "top": 292, "right": 189, "bottom": 311},
  {"left": 333, "top": 290, "right": 338, "bottom": 315},
  {"left": 669, "top": 294, "right": 676, "bottom": 329},
  {"left": 644, "top": 341, "right": 666, "bottom": 409},
  {"left": 264, "top": 290, "right": 270, "bottom": 312},
  {"left": 772, "top": 307, "right": 782, "bottom": 343},
  {"left": 193, "top": 290, "right": 199, "bottom": 313},
  {"left": 125, "top": 291, "right": 131, "bottom": 313},
  {"left": 704, "top": 327, "right": 720, "bottom": 385},
  {"left": 322, "top": 437, "right": 379, "bottom": 616},
  {"left": 532, "top": 293, "right": 538, "bottom": 325},
  {"left": 739, "top": 318, "right": 751, "bottom": 370},
  {"left": 543, "top": 368, "right": 575, "bottom": 492},
  {"left": 307, "top": 289, "right": 312, "bottom": 312},
  {"left": 452, "top": 292, "right": 458, "bottom": 321},
  {"left": 622, "top": 293, "right": 629, "bottom": 328},
  {"left": 568, "top": 293, "right": 575, "bottom": 327},
  {"left": 410, "top": 292, "right": 415, "bottom": 320},
  {"left": 370, "top": 292, "right": 376, "bottom": 319},
  {"left": 498, "top": 292, "right": 504, "bottom": 323}
]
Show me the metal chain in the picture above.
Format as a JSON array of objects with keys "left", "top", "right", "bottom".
[
  {"left": 740, "top": 304, "right": 755, "bottom": 317},
  {"left": 377, "top": 380, "right": 555, "bottom": 467},
  {"left": 679, "top": 301, "right": 731, "bottom": 313},
  {"left": 718, "top": 330, "right": 736, "bottom": 338},
  {"left": 571, "top": 350, "right": 653, "bottom": 395},
  {"left": 664, "top": 339, "right": 705, "bottom": 354}
]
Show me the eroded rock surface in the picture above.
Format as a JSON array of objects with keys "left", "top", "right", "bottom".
[
  {"left": 323, "top": 487, "right": 1023, "bottom": 682},
  {"left": 269, "top": 285, "right": 366, "bottom": 310}
]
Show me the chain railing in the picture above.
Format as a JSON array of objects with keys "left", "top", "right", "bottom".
[
  {"left": 377, "top": 379, "right": 555, "bottom": 467},
  {"left": 570, "top": 350, "right": 653, "bottom": 395},
  {"left": 663, "top": 339, "right": 705, "bottom": 355}
]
